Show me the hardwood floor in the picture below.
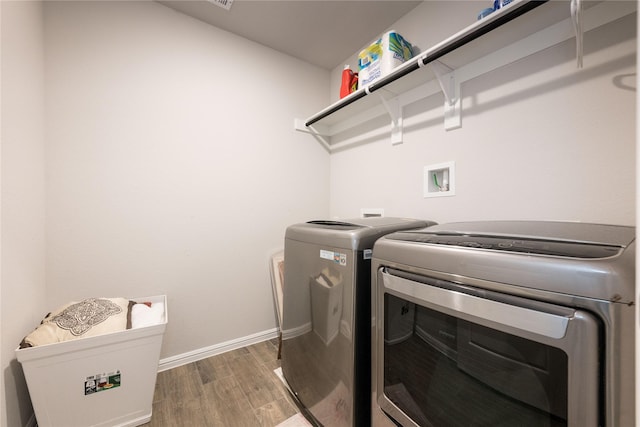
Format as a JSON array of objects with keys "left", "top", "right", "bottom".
[{"left": 143, "top": 338, "right": 301, "bottom": 426}]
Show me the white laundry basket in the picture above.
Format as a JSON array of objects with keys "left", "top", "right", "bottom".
[{"left": 15, "top": 295, "right": 167, "bottom": 427}]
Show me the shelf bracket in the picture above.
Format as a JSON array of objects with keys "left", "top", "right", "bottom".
[
  {"left": 570, "top": 0, "right": 584, "bottom": 68},
  {"left": 378, "top": 94, "right": 403, "bottom": 145},
  {"left": 294, "top": 118, "right": 332, "bottom": 152},
  {"left": 431, "top": 60, "right": 461, "bottom": 131}
]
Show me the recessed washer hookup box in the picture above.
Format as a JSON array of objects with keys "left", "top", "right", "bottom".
[{"left": 15, "top": 295, "right": 167, "bottom": 427}]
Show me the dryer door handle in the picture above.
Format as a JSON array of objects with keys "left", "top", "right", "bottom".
[{"left": 382, "top": 271, "right": 571, "bottom": 339}]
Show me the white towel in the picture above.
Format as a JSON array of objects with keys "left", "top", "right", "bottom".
[{"left": 131, "top": 302, "right": 164, "bottom": 328}]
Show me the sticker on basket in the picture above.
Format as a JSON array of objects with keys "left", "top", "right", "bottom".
[
  {"left": 84, "top": 370, "right": 121, "bottom": 395},
  {"left": 320, "top": 249, "right": 347, "bottom": 266}
]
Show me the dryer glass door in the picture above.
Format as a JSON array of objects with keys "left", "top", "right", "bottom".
[{"left": 376, "top": 269, "right": 601, "bottom": 427}]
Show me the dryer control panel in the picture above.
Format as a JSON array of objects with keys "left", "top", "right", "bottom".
[{"left": 387, "top": 232, "right": 622, "bottom": 259}]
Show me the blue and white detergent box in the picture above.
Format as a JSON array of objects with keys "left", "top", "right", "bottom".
[{"left": 358, "top": 31, "right": 413, "bottom": 89}]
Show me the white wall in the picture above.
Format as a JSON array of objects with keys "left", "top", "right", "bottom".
[
  {"left": 42, "top": 0, "right": 329, "bottom": 360},
  {"left": 0, "top": 1, "right": 330, "bottom": 424},
  {"left": 329, "top": 2, "right": 636, "bottom": 226},
  {"left": 1, "top": 2, "right": 47, "bottom": 426}
]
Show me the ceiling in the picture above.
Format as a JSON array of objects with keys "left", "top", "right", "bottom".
[{"left": 157, "top": 0, "right": 422, "bottom": 70}]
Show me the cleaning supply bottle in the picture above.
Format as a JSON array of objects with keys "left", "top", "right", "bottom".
[{"left": 340, "top": 65, "right": 358, "bottom": 99}]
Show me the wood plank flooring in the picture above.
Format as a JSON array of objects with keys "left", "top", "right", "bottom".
[{"left": 143, "top": 339, "right": 301, "bottom": 426}]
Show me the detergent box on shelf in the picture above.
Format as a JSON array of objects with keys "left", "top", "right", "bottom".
[{"left": 358, "top": 31, "right": 414, "bottom": 89}]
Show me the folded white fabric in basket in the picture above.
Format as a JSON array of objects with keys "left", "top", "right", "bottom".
[{"left": 131, "top": 302, "right": 164, "bottom": 328}]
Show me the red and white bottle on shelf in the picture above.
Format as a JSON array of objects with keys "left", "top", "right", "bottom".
[{"left": 339, "top": 65, "right": 358, "bottom": 99}]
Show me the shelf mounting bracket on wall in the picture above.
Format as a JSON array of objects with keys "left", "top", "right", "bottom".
[
  {"left": 431, "top": 60, "right": 461, "bottom": 131},
  {"left": 570, "top": 0, "right": 584, "bottom": 68},
  {"left": 293, "top": 118, "right": 331, "bottom": 152},
  {"left": 378, "top": 94, "right": 403, "bottom": 145}
]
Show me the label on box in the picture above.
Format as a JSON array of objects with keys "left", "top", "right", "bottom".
[{"left": 84, "top": 370, "right": 121, "bottom": 395}]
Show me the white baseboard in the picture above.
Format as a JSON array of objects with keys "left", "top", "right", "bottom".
[{"left": 157, "top": 327, "right": 279, "bottom": 372}]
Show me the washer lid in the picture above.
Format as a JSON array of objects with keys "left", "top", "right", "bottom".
[
  {"left": 307, "top": 217, "right": 431, "bottom": 229},
  {"left": 286, "top": 217, "right": 435, "bottom": 250}
]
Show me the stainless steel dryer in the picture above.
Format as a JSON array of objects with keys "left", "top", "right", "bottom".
[
  {"left": 371, "top": 221, "right": 635, "bottom": 427},
  {"left": 281, "top": 217, "right": 434, "bottom": 427}
]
